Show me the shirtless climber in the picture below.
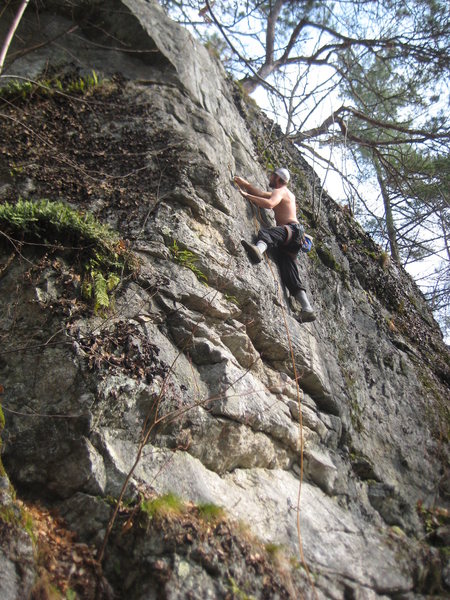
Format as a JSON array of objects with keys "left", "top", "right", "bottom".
[{"left": 234, "top": 167, "right": 316, "bottom": 323}]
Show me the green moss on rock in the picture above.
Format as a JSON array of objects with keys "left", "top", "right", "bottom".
[
  {"left": 0, "top": 199, "right": 138, "bottom": 311},
  {"left": 316, "top": 244, "right": 342, "bottom": 272}
]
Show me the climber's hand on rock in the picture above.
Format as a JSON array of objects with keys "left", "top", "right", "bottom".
[{"left": 234, "top": 176, "right": 249, "bottom": 189}]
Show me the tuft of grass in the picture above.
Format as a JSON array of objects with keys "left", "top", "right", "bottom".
[
  {"left": 235, "top": 80, "right": 258, "bottom": 108},
  {"left": 0, "top": 402, "right": 4, "bottom": 433},
  {"left": 390, "top": 525, "right": 406, "bottom": 538},
  {"left": 0, "top": 71, "right": 102, "bottom": 101},
  {"left": 197, "top": 502, "right": 225, "bottom": 523},
  {"left": 265, "top": 542, "right": 284, "bottom": 558},
  {"left": 30, "top": 572, "right": 63, "bottom": 600},
  {"left": 140, "top": 492, "right": 185, "bottom": 520},
  {"left": 255, "top": 138, "right": 276, "bottom": 172},
  {"left": 379, "top": 251, "right": 390, "bottom": 269},
  {"left": 65, "top": 70, "right": 101, "bottom": 94},
  {"left": 417, "top": 502, "right": 449, "bottom": 536}
]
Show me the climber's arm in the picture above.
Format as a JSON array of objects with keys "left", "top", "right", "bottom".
[
  {"left": 238, "top": 187, "right": 283, "bottom": 209},
  {"left": 233, "top": 176, "right": 272, "bottom": 199}
]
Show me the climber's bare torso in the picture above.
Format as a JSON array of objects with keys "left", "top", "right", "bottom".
[
  {"left": 270, "top": 187, "right": 297, "bottom": 225},
  {"left": 234, "top": 173, "right": 298, "bottom": 226}
]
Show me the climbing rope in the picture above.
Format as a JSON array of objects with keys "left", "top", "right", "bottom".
[{"left": 247, "top": 200, "right": 318, "bottom": 599}]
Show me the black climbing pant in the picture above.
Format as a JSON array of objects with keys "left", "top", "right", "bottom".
[{"left": 257, "top": 223, "right": 306, "bottom": 295}]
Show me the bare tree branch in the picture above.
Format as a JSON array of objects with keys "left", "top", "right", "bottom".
[{"left": 0, "top": 0, "right": 30, "bottom": 75}]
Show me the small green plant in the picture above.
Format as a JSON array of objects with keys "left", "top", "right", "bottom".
[
  {"left": 341, "top": 367, "right": 364, "bottom": 432},
  {"left": 289, "top": 165, "right": 309, "bottom": 193},
  {"left": 9, "top": 162, "right": 24, "bottom": 177},
  {"left": 0, "top": 198, "right": 116, "bottom": 250},
  {"left": 264, "top": 542, "right": 284, "bottom": 557},
  {"left": 417, "top": 502, "right": 449, "bottom": 536},
  {"left": 384, "top": 315, "right": 397, "bottom": 332},
  {"left": 170, "top": 240, "right": 208, "bottom": 285},
  {"left": 390, "top": 525, "right": 406, "bottom": 537},
  {"left": 0, "top": 401, "right": 4, "bottom": 434},
  {"left": 23, "top": 511, "right": 36, "bottom": 544},
  {"left": 235, "top": 80, "right": 258, "bottom": 108},
  {"left": 65, "top": 70, "right": 100, "bottom": 94},
  {"left": 379, "top": 251, "right": 390, "bottom": 269},
  {"left": 197, "top": 502, "right": 225, "bottom": 523},
  {"left": 397, "top": 300, "right": 406, "bottom": 314},
  {"left": 0, "top": 71, "right": 102, "bottom": 100},
  {"left": 408, "top": 294, "right": 418, "bottom": 308},
  {"left": 0, "top": 79, "right": 34, "bottom": 99},
  {"left": 82, "top": 260, "right": 121, "bottom": 312},
  {"left": 30, "top": 574, "right": 64, "bottom": 600},
  {"left": 254, "top": 136, "right": 282, "bottom": 173},
  {"left": 418, "top": 371, "right": 449, "bottom": 436},
  {"left": 228, "top": 577, "right": 255, "bottom": 600},
  {"left": 224, "top": 293, "right": 239, "bottom": 306},
  {"left": 140, "top": 492, "right": 185, "bottom": 520},
  {"left": 0, "top": 199, "right": 137, "bottom": 312}
]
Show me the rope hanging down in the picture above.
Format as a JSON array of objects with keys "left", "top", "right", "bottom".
[{"left": 245, "top": 197, "right": 318, "bottom": 599}]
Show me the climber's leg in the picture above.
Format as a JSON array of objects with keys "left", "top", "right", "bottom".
[
  {"left": 241, "top": 239, "right": 267, "bottom": 264},
  {"left": 276, "top": 250, "right": 316, "bottom": 323},
  {"left": 256, "top": 226, "right": 287, "bottom": 247},
  {"left": 294, "top": 290, "right": 316, "bottom": 322},
  {"left": 242, "top": 226, "right": 287, "bottom": 264}
]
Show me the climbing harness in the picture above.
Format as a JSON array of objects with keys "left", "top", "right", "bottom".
[
  {"left": 282, "top": 222, "right": 303, "bottom": 246},
  {"left": 282, "top": 222, "right": 313, "bottom": 254}
]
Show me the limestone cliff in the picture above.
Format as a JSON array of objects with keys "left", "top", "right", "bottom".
[{"left": 0, "top": 1, "right": 449, "bottom": 598}]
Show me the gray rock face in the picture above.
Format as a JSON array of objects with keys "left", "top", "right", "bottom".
[
  {"left": 0, "top": 476, "right": 36, "bottom": 600},
  {"left": 1, "top": 0, "right": 449, "bottom": 598}
]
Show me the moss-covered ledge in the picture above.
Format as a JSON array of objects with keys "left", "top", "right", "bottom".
[{"left": 0, "top": 199, "right": 138, "bottom": 312}]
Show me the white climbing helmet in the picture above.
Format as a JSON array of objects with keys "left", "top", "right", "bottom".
[{"left": 274, "top": 167, "right": 290, "bottom": 183}]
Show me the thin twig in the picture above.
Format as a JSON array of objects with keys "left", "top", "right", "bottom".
[{"left": 0, "top": 0, "right": 30, "bottom": 75}]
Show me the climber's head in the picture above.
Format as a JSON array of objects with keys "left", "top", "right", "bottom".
[{"left": 269, "top": 167, "right": 290, "bottom": 188}]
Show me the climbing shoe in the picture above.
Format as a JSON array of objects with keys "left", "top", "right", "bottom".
[
  {"left": 241, "top": 239, "right": 263, "bottom": 264},
  {"left": 291, "top": 292, "right": 317, "bottom": 323},
  {"left": 296, "top": 310, "right": 316, "bottom": 323}
]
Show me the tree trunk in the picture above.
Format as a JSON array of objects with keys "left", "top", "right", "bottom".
[
  {"left": 375, "top": 159, "right": 401, "bottom": 263},
  {"left": 240, "top": 62, "right": 276, "bottom": 94}
]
